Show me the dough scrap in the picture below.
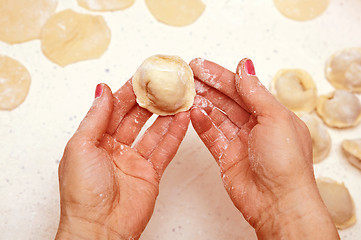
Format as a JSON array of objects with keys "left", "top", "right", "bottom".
[
  {"left": 316, "top": 178, "right": 356, "bottom": 229},
  {"left": 325, "top": 48, "right": 361, "bottom": 93},
  {"left": 316, "top": 90, "right": 361, "bottom": 128},
  {"left": 77, "top": 0, "right": 135, "bottom": 11},
  {"left": 132, "top": 55, "right": 195, "bottom": 116},
  {"left": 270, "top": 69, "right": 317, "bottom": 112},
  {"left": 0, "top": 0, "right": 58, "bottom": 44},
  {"left": 273, "top": 0, "right": 330, "bottom": 21},
  {"left": 0, "top": 55, "right": 31, "bottom": 110},
  {"left": 145, "top": 0, "right": 205, "bottom": 26},
  {"left": 299, "top": 114, "right": 331, "bottom": 164},
  {"left": 40, "top": 9, "right": 111, "bottom": 67},
  {"left": 342, "top": 139, "right": 361, "bottom": 171}
]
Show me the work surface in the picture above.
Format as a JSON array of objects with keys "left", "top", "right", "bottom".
[{"left": 1, "top": 0, "right": 361, "bottom": 239}]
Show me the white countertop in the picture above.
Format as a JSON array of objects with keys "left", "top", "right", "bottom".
[{"left": 1, "top": 0, "right": 361, "bottom": 239}]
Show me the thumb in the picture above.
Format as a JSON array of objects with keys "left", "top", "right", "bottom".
[
  {"left": 235, "top": 58, "right": 284, "bottom": 117},
  {"left": 76, "top": 83, "right": 114, "bottom": 142}
]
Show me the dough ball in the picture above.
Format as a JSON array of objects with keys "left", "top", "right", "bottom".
[
  {"left": 270, "top": 69, "right": 317, "bottom": 112},
  {"left": 132, "top": 55, "right": 195, "bottom": 116},
  {"left": 325, "top": 48, "right": 361, "bottom": 93},
  {"left": 40, "top": 9, "right": 111, "bottom": 67},
  {"left": 77, "top": 0, "right": 135, "bottom": 11},
  {"left": 273, "top": 0, "right": 330, "bottom": 21},
  {"left": 342, "top": 139, "right": 361, "bottom": 171},
  {"left": 0, "top": 55, "right": 31, "bottom": 110},
  {"left": 0, "top": 0, "right": 58, "bottom": 44},
  {"left": 316, "top": 90, "right": 361, "bottom": 128},
  {"left": 145, "top": 0, "right": 205, "bottom": 26},
  {"left": 299, "top": 114, "right": 331, "bottom": 163},
  {"left": 316, "top": 178, "right": 356, "bottom": 229}
]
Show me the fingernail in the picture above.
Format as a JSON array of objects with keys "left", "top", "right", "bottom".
[
  {"left": 245, "top": 59, "right": 256, "bottom": 76},
  {"left": 95, "top": 84, "right": 103, "bottom": 98}
]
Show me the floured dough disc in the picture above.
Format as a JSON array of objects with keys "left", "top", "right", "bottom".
[
  {"left": 270, "top": 69, "right": 317, "bottom": 112},
  {"left": 316, "top": 90, "right": 361, "bottom": 128},
  {"left": 132, "top": 55, "right": 195, "bottom": 116},
  {"left": 325, "top": 48, "right": 361, "bottom": 93},
  {"left": 145, "top": 0, "right": 205, "bottom": 26},
  {"left": 77, "top": 0, "right": 135, "bottom": 11},
  {"left": 40, "top": 9, "right": 111, "bottom": 67},
  {"left": 342, "top": 139, "right": 361, "bottom": 171},
  {"left": 0, "top": 0, "right": 58, "bottom": 44},
  {"left": 273, "top": 0, "right": 330, "bottom": 21},
  {"left": 316, "top": 178, "right": 356, "bottom": 229},
  {"left": 0, "top": 55, "right": 31, "bottom": 110},
  {"left": 299, "top": 114, "right": 331, "bottom": 164}
]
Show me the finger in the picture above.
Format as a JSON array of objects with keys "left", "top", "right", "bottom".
[
  {"left": 76, "top": 84, "right": 113, "bottom": 142},
  {"left": 235, "top": 58, "right": 286, "bottom": 117},
  {"left": 134, "top": 116, "right": 174, "bottom": 159},
  {"left": 149, "top": 111, "right": 190, "bottom": 178},
  {"left": 195, "top": 80, "right": 250, "bottom": 127},
  {"left": 191, "top": 107, "right": 229, "bottom": 161},
  {"left": 112, "top": 105, "right": 153, "bottom": 145},
  {"left": 190, "top": 58, "right": 247, "bottom": 109},
  {"left": 107, "top": 80, "right": 137, "bottom": 134},
  {"left": 194, "top": 96, "right": 240, "bottom": 141}
]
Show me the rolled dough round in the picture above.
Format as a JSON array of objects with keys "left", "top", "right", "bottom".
[
  {"left": 0, "top": 55, "right": 31, "bottom": 110},
  {"left": 40, "top": 9, "right": 111, "bottom": 67},
  {"left": 132, "top": 55, "right": 195, "bottom": 116},
  {"left": 0, "top": 0, "right": 58, "bottom": 44},
  {"left": 145, "top": 0, "right": 205, "bottom": 26},
  {"left": 77, "top": 0, "right": 135, "bottom": 11},
  {"left": 273, "top": 0, "right": 330, "bottom": 21}
]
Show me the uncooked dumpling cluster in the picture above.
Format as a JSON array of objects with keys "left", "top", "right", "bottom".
[
  {"left": 132, "top": 55, "right": 195, "bottom": 116},
  {"left": 342, "top": 139, "right": 361, "bottom": 170},
  {"left": 317, "top": 178, "right": 356, "bottom": 229}
]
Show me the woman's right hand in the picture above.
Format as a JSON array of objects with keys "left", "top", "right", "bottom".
[{"left": 190, "top": 58, "right": 339, "bottom": 239}]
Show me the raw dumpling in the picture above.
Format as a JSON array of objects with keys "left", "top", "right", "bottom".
[
  {"left": 0, "top": 0, "right": 58, "bottom": 44},
  {"left": 316, "top": 178, "right": 356, "bottom": 229},
  {"left": 40, "top": 9, "right": 111, "bottom": 67},
  {"left": 316, "top": 90, "right": 361, "bottom": 128},
  {"left": 273, "top": 0, "right": 330, "bottom": 21},
  {"left": 299, "top": 114, "right": 331, "bottom": 163},
  {"left": 325, "top": 48, "right": 361, "bottom": 93},
  {"left": 0, "top": 55, "right": 31, "bottom": 110},
  {"left": 145, "top": 0, "right": 205, "bottom": 26},
  {"left": 342, "top": 139, "right": 361, "bottom": 170},
  {"left": 132, "top": 55, "right": 195, "bottom": 116},
  {"left": 77, "top": 0, "right": 135, "bottom": 11},
  {"left": 270, "top": 69, "right": 317, "bottom": 112}
]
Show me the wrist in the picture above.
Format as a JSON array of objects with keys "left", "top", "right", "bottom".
[{"left": 255, "top": 186, "right": 339, "bottom": 240}]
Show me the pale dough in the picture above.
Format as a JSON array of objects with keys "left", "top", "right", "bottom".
[
  {"left": 273, "top": 0, "right": 330, "bottom": 21},
  {"left": 0, "top": 55, "right": 31, "bottom": 110},
  {"left": 270, "top": 69, "right": 317, "bottom": 112},
  {"left": 342, "top": 139, "right": 361, "bottom": 171},
  {"left": 316, "top": 90, "right": 361, "bottom": 128},
  {"left": 0, "top": 0, "right": 58, "bottom": 44},
  {"left": 325, "top": 48, "right": 361, "bottom": 93},
  {"left": 145, "top": 0, "right": 205, "bottom": 27},
  {"left": 316, "top": 178, "right": 356, "bottom": 229},
  {"left": 77, "top": 0, "right": 135, "bottom": 11},
  {"left": 132, "top": 55, "right": 195, "bottom": 116},
  {"left": 299, "top": 114, "right": 331, "bottom": 164},
  {"left": 40, "top": 9, "right": 111, "bottom": 67}
]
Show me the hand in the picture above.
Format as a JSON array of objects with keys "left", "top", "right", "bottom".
[
  {"left": 56, "top": 82, "right": 190, "bottom": 240},
  {"left": 190, "top": 58, "right": 339, "bottom": 239}
]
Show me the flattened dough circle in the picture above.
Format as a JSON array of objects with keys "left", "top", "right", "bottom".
[
  {"left": 145, "top": 0, "right": 206, "bottom": 26},
  {"left": 77, "top": 0, "right": 135, "bottom": 11},
  {"left": 273, "top": 0, "right": 330, "bottom": 21},
  {"left": 132, "top": 55, "right": 195, "bottom": 116},
  {"left": 40, "top": 9, "right": 111, "bottom": 67},
  {"left": 0, "top": 55, "right": 31, "bottom": 110},
  {"left": 0, "top": 0, "right": 58, "bottom": 44}
]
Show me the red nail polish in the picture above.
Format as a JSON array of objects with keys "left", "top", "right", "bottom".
[
  {"left": 95, "top": 84, "right": 103, "bottom": 98},
  {"left": 245, "top": 59, "right": 256, "bottom": 76}
]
